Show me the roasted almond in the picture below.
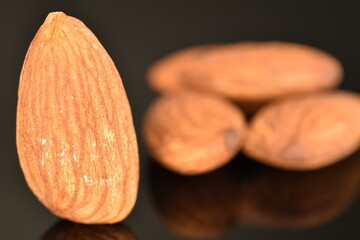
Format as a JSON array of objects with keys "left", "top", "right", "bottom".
[
  {"left": 244, "top": 91, "right": 360, "bottom": 170},
  {"left": 143, "top": 92, "right": 247, "bottom": 175},
  {"left": 16, "top": 12, "right": 139, "bottom": 224},
  {"left": 147, "top": 41, "right": 343, "bottom": 113}
]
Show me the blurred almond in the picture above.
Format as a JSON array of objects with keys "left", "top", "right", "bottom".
[
  {"left": 147, "top": 44, "right": 216, "bottom": 93},
  {"left": 16, "top": 12, "right": 139, "bottom": 224},
  {"left": 143, "top": 92, "right": 247, "bottom": 175},
  {"left": 148, "top": 41, "right": 342, "bottom": 113},
  {"left": 244, "top": 91, "right": 360, "bottom": 170}
]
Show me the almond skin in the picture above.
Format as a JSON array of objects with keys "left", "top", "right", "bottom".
[
  {"left": 147, "top": 44, "right": 217, "bottom": 93},
  {"left": 143, "top": 92, "right": 247, "bottom": 175},
  {"left": 147, "top": 42, "right": 343, "bottom": 113},
  {"left": 16, "top": 12, "right": 139, "bottom": 224},
  {"left": 244, "top": 91, "right": 360, "bottom": 170}
]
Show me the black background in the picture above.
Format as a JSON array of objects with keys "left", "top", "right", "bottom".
[{"left": 1, "top": 1, "right": 360, "bottom": 239}]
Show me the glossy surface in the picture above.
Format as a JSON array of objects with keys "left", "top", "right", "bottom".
[
  {"left": 1, "top": 1, "right": 360, "bottom": 239},
  {"left": 41, "top": 221, "right": 136, "bottom": 240}
]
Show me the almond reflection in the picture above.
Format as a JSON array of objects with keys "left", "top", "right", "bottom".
[
  {"left": 41, "top": 220, "right": 135, "bottom": 240},
  {"left": 150, "top": 162, "right": 237, "bottom": 239},
  {"left": 238, "top": 151, "right": 360, "bottom": 229}
]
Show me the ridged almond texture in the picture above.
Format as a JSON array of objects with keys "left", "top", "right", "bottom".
[
  {"left": 16, "top": 12, "right": 139, "bottom": 224},
  {"left": 41, "top": 221, "right": 136, "bottom": 240},
  {"left": 147, "top": 42, "right": 343, "bottom": 113},
  {"left": 244, "top": 91, "right": 360, "bottom": 170},
  {"left": 143, "top": 92, "right": 247, "bottom": 175}
]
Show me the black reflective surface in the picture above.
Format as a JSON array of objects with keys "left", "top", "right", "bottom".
[
  {"left": 40, "top": 221, "right": 135, "bottom": 240},
  {"left": 150, "top": 152, "right": 360, "bottom": 239},
  {"left": 1, "top": 1, "right": 360, "bottom": 239}
]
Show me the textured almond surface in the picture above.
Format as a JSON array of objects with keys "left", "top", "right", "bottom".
[
  {"left": 147, "top": 42, "right": 343, "bottom": 113},
  {"left": 41, "top": 221, "right": 135, "bottom": 240},
  {"left": 143, "top": 92, "right": 247, "bottom": 175},
  {"left": 244, "top": 91, "right": 360, "bottom": 170},
  {"left": 238, "top": 151, "right": 360, "bottom": 229},
  {"left": 16, "top": 12, "right": 139, "bottom": 224}
]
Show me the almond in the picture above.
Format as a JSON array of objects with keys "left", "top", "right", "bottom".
[
  {"left": 16, "top": 12, "right": 139, "bottom": 224},
  {"left": 147, "top": 42, "right": 343, "bottom": 113},
  {"left": 143, "top": 92, "right": 247, "bottom": 175},
  {"left": 41, "top": 221, "right": 135, "bottom": 240},
  {"left": 244, "top": 91, "right": 360, "bottom": 170},
  {"left": 147, "top": 44, "right": 217, "bottom": 93}
]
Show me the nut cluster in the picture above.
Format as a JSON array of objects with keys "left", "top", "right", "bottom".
[
  {"left": 16, "top": 11, "right": 360, "bottom": 227},
  {"left": 145, "top": 41, "right": 360, "bottom": 174}
]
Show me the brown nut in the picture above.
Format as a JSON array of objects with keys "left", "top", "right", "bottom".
[
  {"left": 244, "top": 91, "right": 360, "bottom": 170},
  {"left": 150, "top": 162, "right": 237, "bottom": 239},
  {"left": 147, "top": 41, "right": 343, "bottom": 113},
  {"left": 41, "top": 221, "right": 136, "bottom": 240},
  {"left": 237, "top": 151, "right": 360, "bottom": 229},
  {"left": 16, "top": 12, "right": 139, "bottom": 224},
  {"left": 143, "top": 92, "right": 247, "bottom": 175},
  {"left": 147, "top": 44, "right": 216, "bottom": 93}
]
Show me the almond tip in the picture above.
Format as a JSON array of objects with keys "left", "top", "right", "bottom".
[{"left": 44, "top": 11, "right": 67, "bottom": 24}]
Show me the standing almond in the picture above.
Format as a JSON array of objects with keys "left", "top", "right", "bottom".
[
  {"left": 16, "top": 12, "right": 139, "bottom": 224},
  {"left": 244, "top": 91, "right": 360, "bottom": 170},
  {"left": 143, "top": 92, "right": 247, "bottom": 175}
]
